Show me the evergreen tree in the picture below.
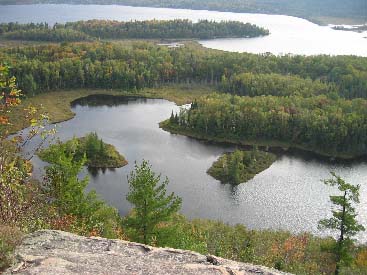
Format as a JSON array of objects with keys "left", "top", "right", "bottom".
[
  {"left": 228, "top": 150, "right": 244, "bottom": 184},
  {"left": 191, "top": 99, "right": 198, "bottom": 110},
  {"left": 318, "top": 173, "right": 365, "bottom": 275},
  {"left": 44, "top": 142, "right": 120, "bottom": 238},
  {"left": 99, "top": 138, "right": 106, "bottom": 156},
  {"left": 174, "top": 113, "right": 179, "bottom": 124},
  {"left": 44, "top": 145, "right": 89, "bottom": 216},
  {"left": 85, "top": 132, "right": 99, "bottom": 159},
  {"left": 124, "top": 160, "right": 182, "bottom": 245},
  {"left": 169, "top": 110, "right": 175, "bottom": 124}
]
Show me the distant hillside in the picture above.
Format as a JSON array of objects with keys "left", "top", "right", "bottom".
[{"left": 0, "top": 0, "right": 366, "bottom": 24}]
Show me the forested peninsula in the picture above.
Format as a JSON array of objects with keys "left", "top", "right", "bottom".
[
  {"left": 1, "top": 40, "right": 367, "bottom": 159},
  {"left": 0, "top": 20, "right": 269, "bottom": 42},
  {"left": 162, "top": 92, "right": 367, "bottom": 159}
]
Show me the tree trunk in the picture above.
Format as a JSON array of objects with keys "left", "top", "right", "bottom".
[
  {"left": 143, "top": 199, "right": 148, "bottom": 245},
  {"left": 335, "top": 191, "right": 347, "bottom": 275}
]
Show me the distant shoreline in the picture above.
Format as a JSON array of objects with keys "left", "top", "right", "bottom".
[{"left": 0, "top": 2, "right": 365, "bottom": 27}]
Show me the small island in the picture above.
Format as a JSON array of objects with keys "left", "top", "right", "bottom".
[
  {"left": 332, "top": 25, "right": 367, "bottom": 33},
  {"left": 38, "top": 132, "right": 127, "bottom": 169},
  {"left": 207, "top": 149, "right": 276, "bottom": 184}
]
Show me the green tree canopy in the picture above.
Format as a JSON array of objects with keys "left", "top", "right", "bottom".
[
  {"left": 318, "top": 172, "right": 365, "bottom": 274},
  {"left": 44, "top": 141, "right": 121, "bottom": 238},
  {"left": 124, "top": 160, "right": 182, "bottom": 245}
]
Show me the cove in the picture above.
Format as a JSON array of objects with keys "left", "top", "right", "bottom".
[{"left": 25, "top": 95, "right": 367, "bottom": 242}]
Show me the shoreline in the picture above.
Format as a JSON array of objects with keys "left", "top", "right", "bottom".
[
  {"left": 6, "top": 89, "right": 367, "bottom": 162},
  {"left": 207, "top": 150, "right": 277, "bottom": 184},
  {"left": 159, "top": 120, "right": 367, "bottom": 162},
  {"left": 0, "top": 3, "right": 365, "bottom": 28},
  {"left": 5, "top": 85, "right": 213, "bottom": 135}
]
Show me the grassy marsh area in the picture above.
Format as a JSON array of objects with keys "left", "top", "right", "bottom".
[{"left": 6, "top": 84, "right": 214, "bottom": 134}]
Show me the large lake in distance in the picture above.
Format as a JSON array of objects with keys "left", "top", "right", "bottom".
[{"left": 0, "top": 4, "right": 367, "bottom": 56}]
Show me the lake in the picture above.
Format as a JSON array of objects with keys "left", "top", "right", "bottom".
[
  {"left": 4, "top": 3, "right": 367, "bottom": 242},
  {"left": 0, "top": 4, "right": 367, "bottom": 56},
  {"left": 24, "top": 95, "right": 367, "bottom": 242}
]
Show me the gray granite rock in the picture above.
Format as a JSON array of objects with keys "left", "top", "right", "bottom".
[{"left": 6, "top": 230, "right": 291, "bottom": 275}]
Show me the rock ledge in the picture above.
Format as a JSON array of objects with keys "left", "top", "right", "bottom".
[{"left": 6, "top": 230, "right": 291, "bottom": 275}]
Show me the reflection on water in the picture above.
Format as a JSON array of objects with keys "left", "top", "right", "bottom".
[
  {"left": 22, "top": 95, "right": 367, "bottom": 243},
  {"left": 71, "top": 94, "right": 144, "bottom": 107},
  {"left": 88, "top": 167, "right": 116, "bottom": 177}
]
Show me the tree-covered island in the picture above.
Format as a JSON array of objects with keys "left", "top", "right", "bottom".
[
  {"left": 38, "top": 132, "right": 127, "bottom": 168},
  {"left": 207, "top": 148, "right": 276, "bottom": 184}
]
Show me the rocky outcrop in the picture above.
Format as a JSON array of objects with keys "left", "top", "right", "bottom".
[{"left": 6, "top": 230, "right": 291, "bottom": 275}]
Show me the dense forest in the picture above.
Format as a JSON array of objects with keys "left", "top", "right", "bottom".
[
  {"left": 1, "top": 3, "right": 367, "bottom": 272},
  {"left": 0, "top": 20, "right": 269, "bottom": 42},
  {"left": 0, "top": 0, "right": 366, "bottom": 23},
  {"left": 0, "top": 41, "right": 366, "bottom": 158},
  {"left": 2, "top": 28, "right": 91, "bottom": 42},
  {"left": 220, "top": 72, "right": 337, "bottom": 98},
  {"left": 1, "top": 41, "right": 366, "bottom": 99},
  {"left": 65, "top": 19, "right": 269, "bottom": 39},
  {"left": 165, "top": 93, "right": 367, "bottom": 158},
  {"left": 0, "top": 39, "right": 366, "bottom": 159}
]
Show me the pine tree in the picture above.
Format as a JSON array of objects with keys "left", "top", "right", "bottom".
[
  {"left": 99, "top": 138, "right": 106, "bottom": 157},
  {"left": 125, "top": 160, "right": 182, "bottom": 245},
  {"left": 169, "top": 110, "right": 175, "bottom": 124},
  {"left": 228, "top": 150, "right": 244, "bottom": 184},
  {"left": 174, "top": 113, "right": 179, "bottom": 124},
  {"left": 85, "top": 132, "right": 99, "bottom": 158},
  {"left": 191, "top": 99, "right": 198, "bottom": 110},
  {"left": 318, "top": 172, "right": 365, "bottom": 275}
]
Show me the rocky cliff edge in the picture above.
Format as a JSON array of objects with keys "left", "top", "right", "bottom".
[{"left": 5, "top": 230, "right": 292, "bottom": 275}]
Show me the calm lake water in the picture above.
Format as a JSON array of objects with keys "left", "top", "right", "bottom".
[
  {"left": 1, "top": 4, "right": 367, "bottom": 56},
  {"left": 4, "top": 4, "right": 367, "bottom": 242},
  {"left": 24, "top": 96, "right": 367, "bottom": 242}
]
